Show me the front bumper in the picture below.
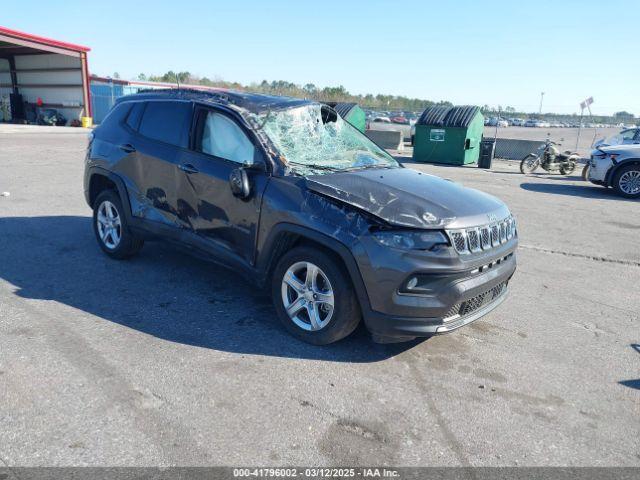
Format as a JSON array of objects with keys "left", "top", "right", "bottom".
[
  {"left": 356, "top": 236, "right": 517, "bottom": 342},
  {"left": 588, "top": 156, "right": 612, "bottom": 184}
]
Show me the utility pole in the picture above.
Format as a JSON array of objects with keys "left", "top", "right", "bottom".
[{"left": 538, "top": 92, "right": 545, "bottom": 115}]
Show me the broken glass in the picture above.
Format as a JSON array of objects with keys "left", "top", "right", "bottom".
[{"left": 255, "top": 105, "right": 399, "bottom": 175}]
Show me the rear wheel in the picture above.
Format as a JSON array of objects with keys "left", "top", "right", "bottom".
[
  {"left": 93, "top": 190, "right": 144, "bottom": 259},
  {"left": 582, "top": 163, "right": 590, "bottom": 181},
  {"left": 520, "top": 154, "right": 540, "bottom": 174},
  {"left": 272, "top": 246, "right": 361, "bottom": 345},
  {"left": 613, "top": 164, "right": 640, "bottom": 198}
]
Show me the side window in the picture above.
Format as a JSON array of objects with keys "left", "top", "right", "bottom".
[
  {"left": 125, "top": 102, "right": 145, "bottom": 131},
  {"left": 198, "top": 111, "right": 255, "bottom": 164},
  {"left": 139, "top": 101, "right": 191, "bottom": 147},
  {"left": 620, "top": 129, "right": 636, "bottom": 141},
  {"left": 100, "top": 102, "right": 132, "bottom": 128}
]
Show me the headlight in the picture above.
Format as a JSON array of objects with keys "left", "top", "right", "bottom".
[{"left": 371, "top": 230, "right": 448, "bottom": 250}]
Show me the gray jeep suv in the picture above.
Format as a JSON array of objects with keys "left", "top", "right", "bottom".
[{"left": 84, "top": 89, "right": 517, "bottom": 344}]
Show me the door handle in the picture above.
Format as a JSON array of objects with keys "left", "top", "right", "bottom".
[
  {"left": 119, "top": 143, "right": 136, "bottom": 153},
  {"left": 179, "top": 163, "right": 199, "bottom": 174}
]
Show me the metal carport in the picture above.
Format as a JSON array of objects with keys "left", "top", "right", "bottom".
[{"left": 0, "top": 26, "right": 91, "bottom": 124}]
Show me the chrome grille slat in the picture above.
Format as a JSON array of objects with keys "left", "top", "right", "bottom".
[
  {"left": 491, "top": 224, "right": 500, "bottom": 246},
  {"left": 499, "top": 221, "right": 507, "bottom": 244},
  {"left": 467, "top": 228, "right": 481, "bottom": 252},
  {"left": 447, "top": 215, "right": 517, "bottom": 254},
  {"left": 481, "top": 227, "right": 491, "bottom": 249}
]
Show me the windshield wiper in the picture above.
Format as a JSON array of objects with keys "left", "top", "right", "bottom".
[
  {"left": 342, "top": 164, "right": 397, "bottom": 172},
  {"left": 287, "top": 161, "right": 340, "bottom": 172}
]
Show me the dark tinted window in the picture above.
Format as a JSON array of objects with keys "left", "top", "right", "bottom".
[
  {"left": 101, "top": 102, "right": 132, "bottom": 127},
  {"left": 125, "top": 102, "right": 145, "bottom": 131},
  {"left": 139, "top": 101, "right": 192, "bottom": 147}
]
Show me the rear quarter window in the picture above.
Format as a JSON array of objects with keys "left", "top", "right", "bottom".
[
  {"left": 125, "top": 102, "right": 145, "bottom": 131},
  {"left": 138, "top": 101, "right": 192, "bottom": 148},
  {"left": 100, "top": 102, "right": 132, "bottom": 128}
]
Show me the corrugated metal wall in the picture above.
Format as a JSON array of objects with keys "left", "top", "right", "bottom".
[
  {"left": 0, "top": 58, "right": 11, "bottom": 121},
  {"left": 15, "top": 54, "right": 85, "bottom": 120}
]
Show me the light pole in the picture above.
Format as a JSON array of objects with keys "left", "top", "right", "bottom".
[{"left": 539, "top": 92, "right": 545, "bottom": 115}]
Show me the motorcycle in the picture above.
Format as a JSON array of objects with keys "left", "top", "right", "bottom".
[{"left": 520, "top": 137, "right": 580, "bottom": 175}]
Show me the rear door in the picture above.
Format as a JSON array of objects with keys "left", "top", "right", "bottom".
[
  {"left": 176, "top": 106, "right": 269, "bottom": 265},
  {"left": 114, "top": 100, "right": 192, "bottom": 227}
]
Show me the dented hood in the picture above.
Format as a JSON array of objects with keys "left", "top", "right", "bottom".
[{"left": 305, "top": 167, "right": 510, "bottom": 229}]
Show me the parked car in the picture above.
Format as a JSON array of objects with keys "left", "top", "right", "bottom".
[
  {"left": 84, "top": 89, "right": 517, "bottom": 344},
  {"left": 371, "top": 116, "right": 391, "bottom": 123},
  {"left": 587, "top": 144, "right": 640, "bottom": 198},
  {"left": 487, "top": 117, "right": 509, "bottom": 128},
  {"left": 593, "top": 128, "right": 640, "bottom": 148},
  {"left": 390, "top": 116, "right": 409, "bottom": 124}
]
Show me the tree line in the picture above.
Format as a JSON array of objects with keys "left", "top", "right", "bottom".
[
  {"left": 131, "top": 71, "right": 452, "bottom": 112},
  {"left": 115, "top": 71, "right": 636, "bottom": 122}
]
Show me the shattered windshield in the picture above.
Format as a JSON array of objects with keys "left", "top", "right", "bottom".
[{"left": 256, "top": 104, "right": 399, "bottom": 174}]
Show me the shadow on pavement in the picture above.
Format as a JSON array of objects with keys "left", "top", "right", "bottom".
[
  {"left": 520, "top": 182, "right": 637, "bottom": 201},
  {"left": 619, "top": 344, "right": 640, "bottom": 391},
  {"left": 0, "top": 215, "right": 422, "bottom": 363}
]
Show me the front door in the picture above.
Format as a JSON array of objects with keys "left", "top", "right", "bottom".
[{"left": 176, "top": 106, "right": 269, "bottom": 265}]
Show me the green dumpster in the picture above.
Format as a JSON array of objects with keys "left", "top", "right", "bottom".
[
  {"left": 325, "top": 102, "right": 366, "bottom": 133},
  {"left": 412, "top": 105, "right": 484, "bottom": 165}
]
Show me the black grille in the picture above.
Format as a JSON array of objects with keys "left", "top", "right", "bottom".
[
  {"left": 499, "top": 222, "right": 507, "bottom": 243},
  {"left": 467, "top": 229, "right": 480, "bottom": 251},
  {"left": 459, "top": 282, "right": 507, "bottom": 316},
  {"left": 443, "top": 304, "right": 460, "bottom": 319},
  {"left": 447, "top": 215, "right": 517, "bottom": 254},
  {"left": 481, "top": 227, "right": 491, "bottom": 249},
  {"left": 451, "top": 232, "right": 466, "bottom": 252},
  {"left": 491, "top": 224, "right": 500, "bottom": 246}
]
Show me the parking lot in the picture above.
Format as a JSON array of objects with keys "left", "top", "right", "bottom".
[
  {"left": 0, "top": 127, "right": 638, "bottom": 467},
  {"left": 369, "top": 123, "right": 621, "bottom": 157}
]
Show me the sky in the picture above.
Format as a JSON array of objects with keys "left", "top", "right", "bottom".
[{"left": 3, "top": 0, "right": 637, "bottom": 115}]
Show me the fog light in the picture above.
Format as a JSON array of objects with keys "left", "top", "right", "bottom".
[{"left": 406, "top": 277, "right": 418, "bottom": 290}]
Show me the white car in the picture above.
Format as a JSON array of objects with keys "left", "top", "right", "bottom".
[
  {"left": 593, "top": 128, "right": 640, "bottom": 148},
  {"left": 587, "top": 144, "right": 640, "bottom": 198}
]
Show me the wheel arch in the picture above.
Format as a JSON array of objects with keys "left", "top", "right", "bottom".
[
  {"left": 606, "top": 158, "right": 640, "bottom": 186},
  {"left": 256, "top": 223, "right": 372, "bottom": 313},
  {"left": 87, "top": 167, "right": 133, "bottom": 223}
]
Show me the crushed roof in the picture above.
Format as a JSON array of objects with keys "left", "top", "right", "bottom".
[{"left": 117, "top": 88, "right": 313, "bottom": 114}]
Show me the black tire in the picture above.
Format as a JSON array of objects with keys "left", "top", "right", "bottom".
[
  {"left": 92, "top": 190, "right": 144, "bottom": 259},
  {"left": 560, "top": 162, "right": 576, "bottom": 175},
  {"left": 271, "top": 246, "right": 361, "bottom": 345},
  {"left": 582, "top": 164, "right": 590, "bottom": 181},
  {"left": 612, "top": 164, "right": 640, "bottom": 199},
  {"left": 520, "top": 154, "right": 540, "bottom": 174}
]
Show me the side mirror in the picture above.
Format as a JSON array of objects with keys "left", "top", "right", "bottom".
[{"left": 229, "top": 168, "right": 251, "bottom": 199}]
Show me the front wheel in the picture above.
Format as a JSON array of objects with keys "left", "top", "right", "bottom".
[
  {"left": 613, "top": 164, "right": 640, "bottom": 198},
  {"left": 582, "top": 164, "right": 590, "bottom": 181},
  {"left": 520, "top": 154, "right": 540, "bottom": 174},
  {"left": 560, "top": 161, "right": 576, "bottom": 175},
  {"left": 272, "top": 246, "right": 361, "bottom": 345}
]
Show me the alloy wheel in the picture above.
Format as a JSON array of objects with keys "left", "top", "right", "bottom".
[
  {"left": 96, "top": 200, "right": 122, "bottom": 249},
  {"left": 281, "top": 261, "right": 335, "bottom": 331},
  {"left": 619, "top": 170, "right": 640, "bottom": 195}
]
